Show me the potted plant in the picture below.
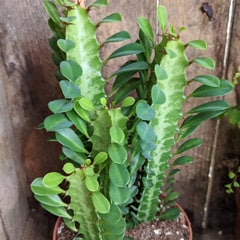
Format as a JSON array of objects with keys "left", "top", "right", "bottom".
[{"left": 30, "top": 0, "right": 234, "bottom": 239}]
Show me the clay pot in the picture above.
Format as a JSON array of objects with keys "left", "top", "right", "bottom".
[{"left": 52, "top": 202, "right": 192, "bottom": 240}]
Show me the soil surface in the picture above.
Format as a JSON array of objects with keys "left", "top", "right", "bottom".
[{"left": 56, "top": 212, "right": 191, "bottom": 240}]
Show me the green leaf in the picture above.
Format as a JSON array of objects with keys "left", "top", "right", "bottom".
[
  {"left": 100, "top": 13, "right": 121, "bottom": 23},
  {"left": 91, "top": 192, "right": 110, "bottom": 214},
  {"left": 122, "top": 96, "right": 135, "bottom": 107},
  {"left": 60, "top": 60, "right": 82, "bottom": 82},
  {"left": 44, "top": 114, "right": 72, "bottom": 131},
  {"left": 137, "top": 122, "right": 156, "bottom": 142},
  {"left": 63, "top": 163, "right": 75, "bottom": 174},
  {"left": 109, "top": 163, "right": 130, "bottom": 187},
  {"left": 31, "top": 178, "right": 64, "bottom": 196},
  {"left": 56, "top": 128, "right": 88, "bottom": 153},
  {"left": 136, "top": 101, "right": 155, "bottom": 120},
  {"left": 108, "top": 43, "right": 144, "bottom": 59},
  {"left": 62, "top": 147, "right": 86, "bottom": 165},
  {"left": 113, "top": 62, "right": 149, "bottom": 75},
  {"left": 138, "top": 17, "right": 154, "bottom": 42},
  {"left": 105, "top": 31, "right": 131, "bottom": 44},
  {"left": 60, "top": 80, "right": 81, "bottom": 99},
  {"left": 159, "top": 207, "right": 180, "bottom": 220},
  {"left": 157, "top": 5, "right": 168, "bottom": 32},
  {"left": 188, "top": 100, "right": 230, "bottom": 114},
  {"left": 193, "top": 75, "right": 220, "bottom": 87},
  {"left": 229, "top": 171, "right": 236, "bottom": 179},
  {"left": 109, "top": 183, "right": 131, "bottom": 205},
  {"left": 94, "top": 152, "right": 108, "bottom": 164},
  {"left": 34, "top": 194, "right": 66, "bottom": 207},
  {"left": 91, "top": 0, "right": 108, "bottom": 7},
  {"left": 155, "top": 64, "right": 168, "bottom": 80},
  {"left": 164, "top": 192, "right": 179, "bottom": 202},
  {"left": 151, "top": 84, "right": 166, "bottom": 104},
  {"left": 108, "top": 143, "right": 127, "bottom": 164},
  {"left": 85, "top": 175, "right": 99, "bottom": 192},
  {"left": 43, "top": 172, "right": 65, "bottom": 187},
  {"left": 110, "top": 126, "right": 125, "bottom": 143},
  {"left": 193, "top": 57, "right": 215, "bottom": 69},
  {"left": 191, "top": 79, "right": 233, "bottom": 97},
  {"left": 48, "top": 99, "right": 73, "bottom": 113},
  {"left": 176, "top": 138, "right": 202, "bottom": 154},
  {"left": 57, "top": 39, "right": 75, "bottom": 53},
  {"left": 43, "top": 0, "right": 61, "bottom": 24},
  {"left": 99, "top": 204, "right": 122, "bottom": 223},
  {"left": 74, "top": 101, "right": 91, "bottom": 122},
  {"left": 66, "top": 111, "right": 89, "bottom": 137},
  {"left": 79, "top": 97, "right": 95, "bottom": 112},
  {"left": 173, "top": 156, "right": 193, "bottom": 166},
  {"left": 187, "top": 40, "right": 207, "bottom": 50},
  {"left": 40, "top": 203, "right": 72, "bottom": 219}
]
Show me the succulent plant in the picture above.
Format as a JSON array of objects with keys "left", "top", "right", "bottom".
[{"left": 31, "top": 0, "right": 233, "bottom": 239}]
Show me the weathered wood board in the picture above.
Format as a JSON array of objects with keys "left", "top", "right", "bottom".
[{"left": 0, "top": 0, "right": 239, "bottom": 239}]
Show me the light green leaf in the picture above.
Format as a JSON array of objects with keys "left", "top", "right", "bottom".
[
  {"left": 108, "top": 143, "right": 127, "bottom": 164},
  {"left": 187, "top": 40, "right": 207, "bottom": 50},
  {"left": 138, "top": 17, "right": 154, "bottom": 42},
  {"left": 79, "top": 97, "right": 95, "bottom": 112},
  {"left": 109, "top": 163, "right": 130, "bottom": 187},
  {"left": 100, "top": 13, "right": 121, "bottom": 23},
  {"left": 56, "top": 128, "right": 88, "bottom": 153},
  {"left": 175, "top": 138, "right": 203, "bottom": 154},
  {"left": 110, "top": 126, "right": 125, "bottom": 143},
  {"left": 57, "top": 39, "right": 75, "bottom": 53},
  {"left": 105, "top": 31, "right": 131, "bottom": 44},
  {"left": 60, "top": 60, "right": 82, "bottom": 82},
  {"left": 85, "top": 175, "right": 99, "bottom": 192},
  {"left": 108, "top": 43, "right": 144, "bottom": 59},
  {"left": 44, "top": 114, "right": 72, "bottom": 131},
  {"left": 192, "top": 75, "right": 220, "bottom": 87},
  {"left": 63, "top": 163, "right": 75, "bottom": 174},
  {"left": 34, "top": 194, "right": 66, "bottom": 207},
  {"left": 59, "top": 80, "right": 81, "bottom": 99},
  {"left": 74, "top": 101, "right": 91, "bottom": 122},
  {"left": 31, "top": 178, "right": 64, "bottom": 196},
  {"left": 94, "top": 152, "right": 108, "bottom": 164},
  {"left": 66, "top": 111, "right": 89, "bottom": 137},
  {"left": 193, "top": 57, "right": 215, "bottom": 69},
  {"left": 40, "top": 203, "right": 72, "bottom": 219},
  {"left": 109, "top": 183, "right": 131, "bottom": 205},
  {"left": 122, "top": 96, "right": 135, "bottom": 107},
  {"left": 48, "top": 99, "right": 73, "bottom": 113},
  {"left": 91, "top": 192, "right": 110, "bottom": 214},
  {"left": 136, "top": 101, "right": 155, "bottom": 120},
  {"left": 43, "top": 172, "right": 65, "bottom": 187},
  {"left": 157, "top": 5, "right": 168, "bottom": 32}
]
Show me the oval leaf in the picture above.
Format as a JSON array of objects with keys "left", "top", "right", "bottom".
[
  {"left": 63, "top": 162, "right": 75, "bottom": 174},
  {"left": 43, "top": 0, "right": 60, "bottom": 24},
  {"left": 136, "top": 101, "right": 155, "bottom": 120},
  {"left": 137, "top": 121, "right": 156, "bottom": 142},
  {"left": 157, "top": 5, "right": 168, "bottom": 32},
  {"left": 155, "top": 64, "right": 168, "bottom": 80},
  {"left": 110, "top": 126, "right": 125, "bottom": 143},
  {"left": 60, "top": 80, "right": 81, "bottom": 98},
  {"left": 108, "top": 143, "right": 127, "bottom": 164},
  {"left": 193, "top": 57, "right": 215, "bottom": 69},
  {"left": 94, "top": 152, "right": 108, "bottom": 164},
  {"left": 138, "top": 17, "right": 154, "bottom": 41},
  {"left": 62, "top": 147, "right": 86, "bottom": 165},
  {"left": 109, "top": 183, "right": 131, "bottom": 205},
  {"left": 44, "top": 114, "right": 72, "bottom": 131},
  {"left": 56, "top": 128, "right": 88, "bottom": 153},
  {"left": 109, "top": 163, "right": 130, "bottom": 187},
  {"left": 60, "top": 60, "right": 82, "bottom": 82},
  {"left": 159, "top": 207, "right": 180, "bottom": 220},
  {"left": 151, "top": 84, "right": 166, "bottom": 104},
  {"left": 48, "top": 99, "right": 73, "bottom": 113},
  {"left": 91, "top": 192, "right": 110, "bottom": 214},
  {"left": 43, "top": 172, "right": 65, "bottom": 187},
  {"left": 193, "top": 75, "right": 220, "bottom": 87},
  {"left": 34, "top": 194, "right": 66, "bottom": 207},
  {"left": 188, "top": 40, "right": 207, "bottom": 50},
  {"left": 85, "top": 175, "right": 99, "bottom": 192},
  {"left": 173, "top": 156, "right": 193, "bottom": 166},
  {"left": 57, "top": 39, "right": 75, "bottom": 53},
  {"left": 79, "top": 97, "right": 95, "bottom": 112}
]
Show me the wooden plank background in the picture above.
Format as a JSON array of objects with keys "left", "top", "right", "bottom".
[{"left": 0, "top": 0, "right": 239, "bottom": 239}]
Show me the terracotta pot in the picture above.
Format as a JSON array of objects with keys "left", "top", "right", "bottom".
[{"left": 52, "top": 202, "right": 192, "bottom": 240}]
